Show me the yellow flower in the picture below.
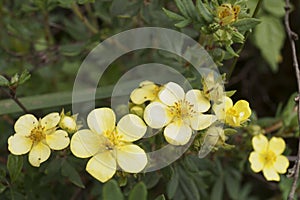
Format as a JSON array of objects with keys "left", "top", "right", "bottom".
[
  {"left": 130, "top": 81, "right": 161, "bottom": 105},
  {"left": 216, "top": 3, "right": 240, "bottom": 26},
  {"left": 144, "top": 82, "right": 216, "bottom": 146},
  {"left": 70, "top": 108, "right": 147, "bottom": 183},
  {"left": 213, "top": 96, "right": 251, "bottom": 126},
  {"left": 249, "top": 134, "right": 289, "bottom": 181},
  {"left": 8, "top": 113, "right": 70, "bottom": 167}
]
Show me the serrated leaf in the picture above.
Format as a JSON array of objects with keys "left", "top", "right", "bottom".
[
  {"left": 232, "top": 18, "right": 260, "bottom": 32},
  {"left": 102, "top": 179, "right": 124, "bottom": 200},
  {"left": 0, "top": 75, "right": 9, "bottom": 86},
  {"left": 162, "top": 8, "right": 185, "bottom": 21},
  {"left": 167, "top": 167, "right": 179, "bottom": 199},
  {"left": 253, "top": 15, "right": 285, "bottom": 72},
  {"left": 7, "top": 154, "right": 23, "bottom": 183},
  {"left": 196, "top": 0, "right": 213, "bottom": 23},
  {"left": 61, "top": 161, "right": 85, "bottom": 188},
  {"left": 175, "top": 19, "right": 192, "bottom": 28},
  {"left": 129, "top": 182, "right": 147, "bottom": 200}
]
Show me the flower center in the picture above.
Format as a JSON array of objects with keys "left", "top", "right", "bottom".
[
  {"left": 28, "top": 125, "right": 46, "bottom": 143},
  {"left": 103, "top": 130, "right": 123, "bottom": 149},
  {"left": 171, "top": 100, "right": 196, "bottom": 120},
  {"left": 263, "top": 150, "right": 277, "bottom": 167},
  {"left": 217, "top": 4, "right": 240, "bottom": 26},
  {"left": 226, "top": 108, "right": 239, "bottom": 118}
]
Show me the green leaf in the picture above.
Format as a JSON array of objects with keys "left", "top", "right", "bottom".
[
  {"left": 59, "top": 43, "right": 85, "bottom": 56},
  {"left": 7, "top": 155, "right": 23, "bottom": 183},
  {"left": 178, "top": 167, "right": 200, "bottom": 200},
  {"left": 196, "top": 0, "right": 213, "bottom": 23},
  {"left": 128, "top": 182, "right": 147, "bottom": 200},
  {"left": 167, "top": 167, "right": 179, "bottom": 199},
  {"left": 175, "top": 19, "right": 192, "bottom": 28},
  {"left": 61, "top": 160, "right": 85, "bottom": 188},
  {"left": 232, "top": 18, "right": 261, "bottom": 32},
  {"left": 224, "top": 171, "right": 239, "bottom": 199},
  {"left": 182, "top": 0, "right": 196, "bottom": 19},
  {"left": 154, "top": 194, "right": 166, "bottom": 200},
  {"left": 102, "top": 179, "right": 124, "bottom": 200},
  {"left": 253, "top": 15, "right": 285, "bottom": 72},
  {"left": 174, "top": 0, "right": 189, "bottom": 18},
  {"left": 262, "top": 0, "right": 286, "bottom": 17},
  {"left": 0, "top": 75, "right": 9, "bottom": 86},
  {"left": 0, "top": 183, "right": 7, "bottom": 194},
  {"left": 18, "top": 69, "right": 31, "bottom": 85},
  {"left": 142, "top": 172, "right": 161, "bottom": 189},
  {"left": 211, "top": 178, "right": 223, "bottom": 200},
  {"left": 162, "top": 8, "right": 185, "bottom": 21},
  {"left": 225, "top": 90, "right": 236, "bottom": 97}
]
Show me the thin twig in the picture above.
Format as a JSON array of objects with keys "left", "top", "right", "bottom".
[
  {"left": 285, "top": 0, "right": 300, "bottom": 199},
  {"left": 227, "top": 0, "right": 263, "bottom": 79},
  {"left": 0, "top": 87, "right": 29, "bottom": 114}
]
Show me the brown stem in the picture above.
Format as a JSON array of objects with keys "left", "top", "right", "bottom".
[
  {"left": 0, "top": 87, "right": 29, "bottom": 113},
  {"left": 285, "top": 0, "right": 300, "bottom": 199}
]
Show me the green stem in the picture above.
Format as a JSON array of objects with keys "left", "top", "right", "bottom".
[
  {"left": 227, "top": 0, "right": 263, "bottom": 79},
  {"left": 84, "top": 3, "right": 99, "bottom": 30},
  {"left": 71, "top": 3, "right": 98, "bottom": 34}
]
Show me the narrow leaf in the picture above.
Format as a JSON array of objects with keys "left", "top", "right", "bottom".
[
  {"left": 0, "top": 75, "right": 9, "bottom": 86},
  {"left": 162, "top": 8, "right": 185, "bottom": 21},
  {"left": 196, "top": 0, "right": 213, "bottom": 23},
  {"left": 7, "top": 154, "right": 23, "bottom": 183},
  {"left": 61, "top": 161, "right": 85, "bottom": 188}
]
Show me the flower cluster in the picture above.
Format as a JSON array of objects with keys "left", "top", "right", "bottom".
[{"left": 7, "top": 80, "right": 254, "bottom": 183}]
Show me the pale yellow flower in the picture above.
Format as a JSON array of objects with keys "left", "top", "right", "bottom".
[
  {"left": 249, "top": 134, "right": 289, "bottom": 181},
  {"left": 217, "top": 3, "right": 240, "bottom": 26},
  {"left": 144, "top": 82, "right": 216, "bottom": 146},
  {"left": 130, "top": 81, "right": 161, "bottom": 105},
  {"left": 8, "top": 113, "right": 70, "bottom": 167},
  {"left": 213, "top": 96, "right": 251, "bottom": 126},
  {"left": 70, "top": 108, "right": 147, "bottom": 183}
]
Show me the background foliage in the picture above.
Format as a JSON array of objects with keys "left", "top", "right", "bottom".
[{"left": 0, "top": 0, "right": 300, "bottom": 199}]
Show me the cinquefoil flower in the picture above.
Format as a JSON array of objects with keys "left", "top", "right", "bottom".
[
  {"left": 216, "top": 3, "right": 240, "bottom": 26},
  {"left": 8, "top": 113, "right": 70, "bottom": 167},
  {"left": 213, "top": 96, "right": 251, "bottom": 126},
  {"left": 70, "top": 108, "right": 147, "bottom": 183},
  {"left": 130, "top": 81, "right": 161, "bottom": 105},
  {"left": 249, "top": 134, "right": 289, "bottom": 181},
  {"left": 144, "top": 82, "right": 216, "bottom": 146}
]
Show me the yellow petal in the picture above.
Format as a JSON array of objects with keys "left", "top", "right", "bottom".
[
  {"left": 117, "top": 114, "right": 146, "bottom": 142},
  {"left": 130, "top": 83, "right": 158, "bottom": 104},
  {"left": 14, "top": 114, "right": 38, "bottom": 136},
  {"left": 248, "top": 152, "right": 264, "bottom": 172},
  {"left": 252, "top": 134, "right": 268, "bottom": 153},
  {"left": 189, "top": 114, "right": 217, "bottom": 130},
  {"left": 262, "top": 167, "right": 280, "bottom": 181},
  {"left": 144, "top": 102, "right": 172, "bottom": 129},
  {"left": 164, "top": 121, "right": 192, "bottom": 145},
  {"left": 158, "top": 82, "right": 184, "bottom": 106},
  {"left": 212, "top": 96, "right": 233, "bottom": 120},
  {"left": 28, "top": 142, "right": 51, "bottom": 167},
  {"left": 274, "top": 155, "right": 289, "bottom": 173},
  {"left": 8, "top": 134, "right": 33, "bottom": 155},
  {"left": 86, "top": 151, "right": 116, "bottom": 183},
  {"left": 70, "top": 129, "right": 104, "bottom": 158},
  {"left": 233, "top": 100, "right": 251, "bottom": 122},
  {"left": 41, "top": 113, "right": 60, "bottom": 130},
  {"left": 185, "top": 89, "right": 210, "bottom": 112},
  {"left": 87, "top": 108, "right": 116, "bottom": 134},
  {"left": 46, "top": 130, "right": 70, "bottom": 150},
  {"left": 269, "top": 137, "right": 286, "bottom": 155},
  {"left": 116, "top": 144, "right": 147, "bottom": 173}
]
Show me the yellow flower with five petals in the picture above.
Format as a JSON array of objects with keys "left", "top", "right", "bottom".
[
  {"left": 70, "top": 108, "right": 147, "bottom": 183},
  {"left": 144, "top": 82, "right": 216, "bottom": 146},
  {"left": 213, "top": 96, "right": 251, "bottom": 127},
  {"left": 8, "top": 113, "right": 70, "bottom": 167},
  {"left": 249, "top": 134, "right": 289, "bottom": 181},
  {"left": 130, "top": 81, "right": 161, "bottom": 105}
]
